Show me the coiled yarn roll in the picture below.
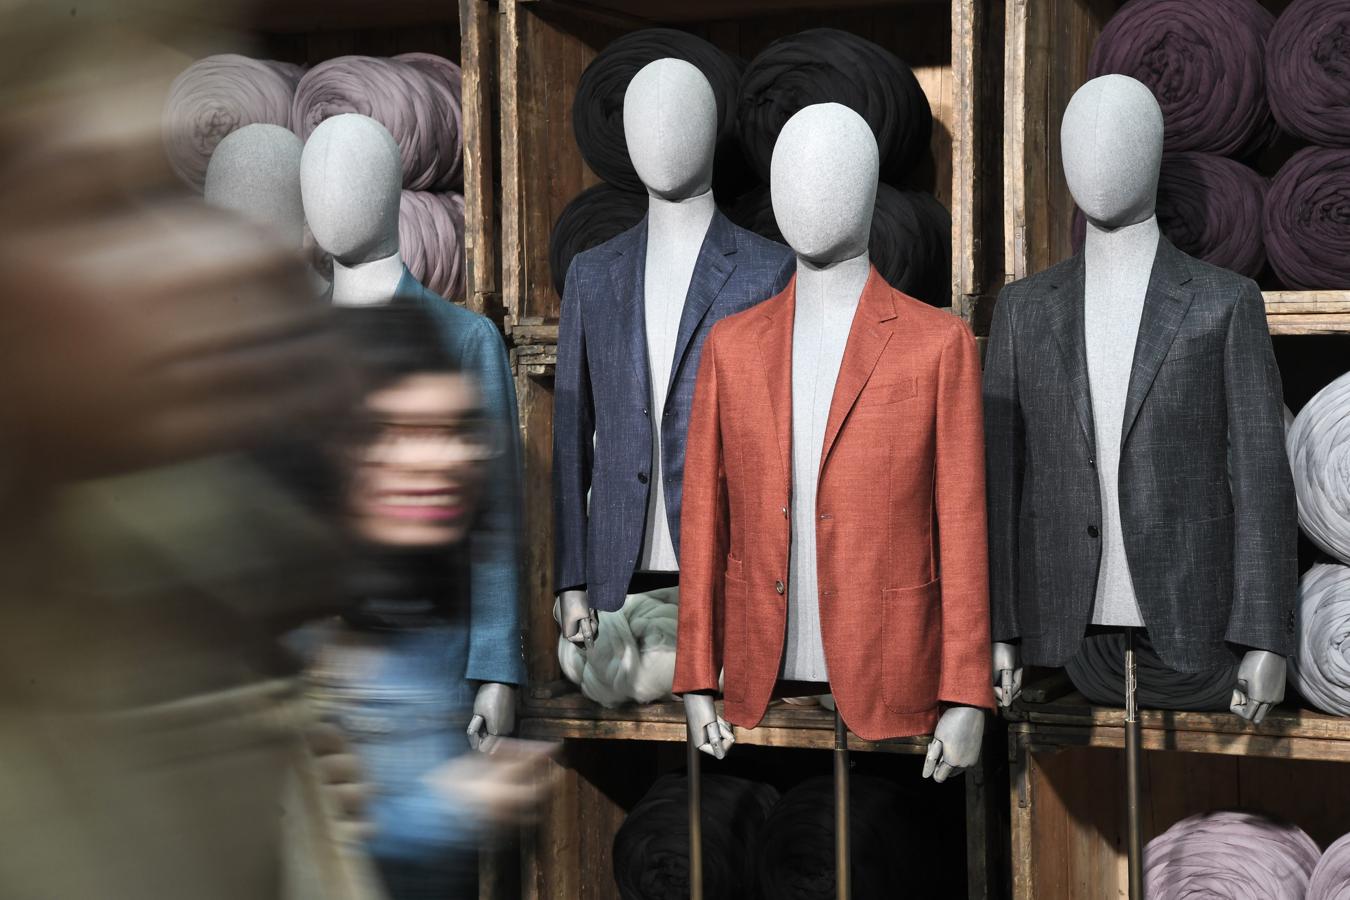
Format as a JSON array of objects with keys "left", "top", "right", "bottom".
[
  {"left": 1267, "top": 0, "right": 1350, "bottom": 146},
  {"left": 1088, "top": 0, "right": 1276, "bottom": 157},
  {"left": 293, "top": 54, "right": 463, "bottom": 191},
  {"left": 1266, "top": 148, "right": 1350, "bottom": 290},
  {"left": 612, "top": 773, "right": 778, "bottom": 900},
  {"left": 162, "top": 55, "right": 303, "bottom": 191},
  {"left": 726, "top": 183, "right": 951, "bottom": 305},
  {"left": 1287, "top": 371, "right": 1350, "bottom": 561},
  {"left": 399, "top": 191, "right": 465, "bottom": 302},
  {"left": 1290, "top": 563, "right": 1350, "bottom": 717},
  {"left": 572, "top": 29, "right": 743, "bottom": 193},
  {"left": 737, "top": 28, "right": 932, "bottom": 183},
  {"left": 1309, "top": 832, "right": 1350, "bottom": 900},
  {"left": 549, "top": 183, "right": 648, "bottom": 295},
  {"left": 557, "top": 589, "right": 679, "bottom": 708},
  {"left": 1144, "top": 811, "right": 1320, "bottom": 900},
  {"left": 1066, "top": 631, "right": 1236, "bottom": 711}
]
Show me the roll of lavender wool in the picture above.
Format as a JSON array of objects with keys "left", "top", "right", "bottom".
[
  {"left": 163, "top": 55, "right": 303, "bottom": 191},
  {"left": 1266, "top": 147, "right": 1350, "bottom": 290},
  {"left": 1309, "top": 832, "right": 1350, "bottom": 900},
  {"left": 1267, "top": 0, "right": 1350, "bottom": 147},
  {"left": 1145, "top": 811, "right": 1320, "bottom": 900},
  {"left": 1286, "top": 372, "right": 1350, "bottom": 563},
  {"left": 1088, "top": 0, "right": 1277, "bottom": 157},
  {"left": 1290, "top": 563, "right": 1350, "bottom": 718},
  {"left": 399, "top": 191, "right": 465, "bottom": 302},
  {"left": 293, "top": 55, "right": 462, "bottom": 192}
]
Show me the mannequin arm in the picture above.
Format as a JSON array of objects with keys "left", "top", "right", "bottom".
[
  {"left": 684, "top": 693, "right": 734, "bottom": 759},
  {"left": 467, "top": 682, "right": 516, "bottom": 753},
  {"left": 992, "top": 642, "right": 1024, "bottom": 708},
  {"left": 555, "top": 589, "right": 597, "bottom": 649},
  {"left": 1229, "top": 650, "right": 1286, "bottom": 725},
  {"left": 922, "top": 706, "right": 985, "bottom": 783}
]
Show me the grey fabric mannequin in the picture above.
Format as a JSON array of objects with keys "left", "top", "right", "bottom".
[
  {"left": 204, "top": 124, "right": 306, "bottom": 248},
  {"left": 556, "top": 59, "right": 719, "bottom": 646},
  {"left": 992, "top": 76, "right": 1285, "bottom": 723},
  {"left": 686, "top": 104, "right": 983, "bottom": 782}
]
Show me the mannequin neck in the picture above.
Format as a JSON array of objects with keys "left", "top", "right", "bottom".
[
  {"left": 646, "top": 189, "right": 716, "bottom": 239},
  {"left": 330, "top": 252, "right": 406, "bottom": 307},
  {"left": 1083, "top": 214, "right": 1160, "bottom": 268},
  {"left": 795, "top": 250, "right": 870, "bottom": 308}
]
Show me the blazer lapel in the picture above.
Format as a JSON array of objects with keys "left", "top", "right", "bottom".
[
  {"left": 1045, "top": 254, "right": 1096, "bottom": 455},
  {"left": 819, "top": 267, "right": 895, "bottom": 474},
  {"left": 667, "top": 211, "right": 735, "bottom": 394},
  {"left": 1120, "top": 238, "right": 1195, "bottom": 446},
  {"left": 608, "top": 218, "right": 653, "bottom": 396},
  {"left": 754, "top": 277, "right": 796, "bottom": 483}
]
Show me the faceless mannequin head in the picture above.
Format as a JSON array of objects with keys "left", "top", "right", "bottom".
[
  {"left": 300, "top": 113, "right": 402, "bottom": 265},
  {"left": 622, "top": 58, "right": 717, "bottom": 200},
  {"left": 1061, "top": 75, "right": 1163, "bottom": 229},
  {"left": 204, "top": 124, "right": 306, "bottom": 247},
  {"left": 770, "top": 103, "right": 878, "bottom": 265}
]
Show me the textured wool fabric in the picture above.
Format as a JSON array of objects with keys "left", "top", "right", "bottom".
[
  {"left": 556, "top": 588, "right": 679, "bottom": 707},
  {"left": 736, "top": 28, "right": 932, "bottom": 184},
  {"left": 293, "top": 54, "right": 463, "bottom": 191},
  {"left": 1088, "top": 0, "right": 1276, "bottom": 157},
  {"left": 398, "top": 190, "right": 465, "bottom": 301},
  {"left": 1268, "top": 0, "right": 1350, "bottom": 146},
  {"left": 1065, "top": 631, "right": 1237, "bottom": 710},
  {"left": 1144, "top": 811, "right": 1320, "bottom": 899},
  {"left": 1287, "top": 371, "right": 1350, "bottom": 562},
  {"left": 1309, "top": 831, "right": 1350, "bottom": 900},
  {"left": 162, "top": 55, "right": 303, "bottom": 192},
  {"left": 728, "top": 184, "right": 952, "bottom": 305},
  {"left": 984, "top": 239, "right": 1298, "bottom": 672},
  {"left": 549, "top": 183, "right": 648, "bottom": 296},
  {"left": 1290, "top": 563, "right": 1350, "bottom": 716},
  {"left": 673, "top": 268, "right": 994, "bottom": 740},
  {"left": 1266, "top": 148, "right": 1350, "bottom": 290},
  {"left": 751, "top": 776, "right": 941, "bottom": 900},
  {"left": 1073, "top": 153, "right": 1268, "bottom": 278},
  {"left": 612, "top": 773, "right": 778, "bottom": 900},
  {"left": 572, "top": 29, "right": 742, "bottom": 193}
]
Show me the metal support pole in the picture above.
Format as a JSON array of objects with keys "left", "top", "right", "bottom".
[
  {"left": 834, "top": 711, "right": 851, "bottom": 900},
  {"left": 1125, "top": 628, "right": 1144, "bottom": 900},
  {"left": 688, "top": 736, "right": 703, "bottom": 900}
]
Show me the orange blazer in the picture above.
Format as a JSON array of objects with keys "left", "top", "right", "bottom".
[{"left": 672, "top": 267, "right": 994, "bottom": 740}]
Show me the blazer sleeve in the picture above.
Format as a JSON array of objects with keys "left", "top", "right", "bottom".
[
  {"left": 934, "top": 319, "right": 995, "bottom": 710},
  {"left": 1223, "top": 279, "right": 1297, "bottom": 656},
  {"left": 983, "top": 285, "right": 1024, "bottom": 645},
  {"left": 552, "top": 261, "right": 593, "bottom": 595},
  {"left": 462, "top": 317, "right": 526, "bottom": 686},
  {"left": 672, "top": 326, "right": 729, "bottom": 695}
]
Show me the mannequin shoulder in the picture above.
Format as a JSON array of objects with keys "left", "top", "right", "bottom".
[
  {"left": 727, "top": 224, "right": 793, "bottom": 267},
  {"left": 704, "top": 300, "right": 768, "bottom": 347},
  {"left": 1176, "top": 253, "right": 1261, "bottom": 307}
]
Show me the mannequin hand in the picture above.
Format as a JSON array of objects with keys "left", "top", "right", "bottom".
[
  {"left": 992, "top": 642, "right": 1024, "bottom": 708},
  {"left": 1230, "top": 650, "right": 1286, "bottom": 725},
  {"left": 923, "top": 706, "right": 985, "bottom": 783},
  {"left": 555, "top": 590, "right": 597, "bottom": 650},
  {"left": 684, "top": 693, "right": 735, "bottom": 759},
  {"left": 467, "top": 682, "right": 516, "bottom": 753}
]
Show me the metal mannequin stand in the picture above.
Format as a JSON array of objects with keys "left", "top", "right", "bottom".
[
  {"left": 834, "top": 710, "right": 851, "bottom": 900},
  {"left": 688, "top": 736, "right": 703, "bottom": 900},
  {"left": 1124, "top": 628, "right": 1144, "bottom": 900}
]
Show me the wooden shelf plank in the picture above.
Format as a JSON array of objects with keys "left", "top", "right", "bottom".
[{"left": 530, "top": 0, "right": 950, "bottom": 27}]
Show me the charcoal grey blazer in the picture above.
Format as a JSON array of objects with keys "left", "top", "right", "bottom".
[
  {"left": 553, "top": 210, "right": 793, "bottom": 612},
  {"left": 983, "top": 237, "right": 1297, "bottom": 672}
]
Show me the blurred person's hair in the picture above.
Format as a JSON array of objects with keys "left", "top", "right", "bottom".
[{"left": 334, "top": 299, "right": 462, "bottom": 388}]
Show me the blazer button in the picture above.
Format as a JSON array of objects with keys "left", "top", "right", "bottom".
[
  {"left": 1087, "top": 525, "right": 1100, "bottom": 538},
  {"left": 642, "top": 407, "right": 649, "bottom": 417},
  {"left": 775, "top": 580, "right": 785, "bottom": 595},
  {"left": 637, "top": 472, "right": 648, "bottom": 484},
  {"left": 1088, "top": 457, "right": 1096, "bottom": 468},
  {"left": 782, "top": 507, "right": 789, "bottom": 519}
]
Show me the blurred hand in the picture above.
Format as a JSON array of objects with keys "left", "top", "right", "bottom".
[
  {"left": 304, "top": 720, "right": 375, "bottom": 845},
  {"left": 424, "top": 738, "right": 560, "bottom": 830}
]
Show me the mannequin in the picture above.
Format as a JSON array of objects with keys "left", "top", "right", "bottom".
[
  {"left": 987, "top": 76, "right": 1293, "bottom": 723},
  {"left": 301, "top": 112, "right": 525, "bottom": 748},
  {"left": 680, "top": 104, "right": 989, "bottom": 782},
  {"left": 553, "top": 60, "right": 792, "bottom": 643},
  {"left": 203, "top": 124, "right": 305, "bottom": 247}
]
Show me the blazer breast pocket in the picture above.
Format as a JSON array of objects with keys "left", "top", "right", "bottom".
[{"left": 860, "top": 376, "right": 918, "bottom": 407}]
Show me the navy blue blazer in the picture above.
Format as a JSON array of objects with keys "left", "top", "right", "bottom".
[{"left": 553, "top": 210, "right": 794, "bottom": 612}]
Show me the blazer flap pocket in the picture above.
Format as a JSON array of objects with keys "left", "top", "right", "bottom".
[
  {"left": 725, "top": 554, "right": 744, "bottom": 581},
  {"left": 861, "top": 376, "right": 918, "bottom": 406},
  {"left": 1164, "top": 336, "right": 1221, "bottom": 364}
]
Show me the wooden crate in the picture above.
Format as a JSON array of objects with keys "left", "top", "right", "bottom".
[
  {"left": 1003, "top": 0, "right": 1350, "bottom": 335},
  {"left": 1005, "top": 690, "right": 1350, "bottom": 900}
]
